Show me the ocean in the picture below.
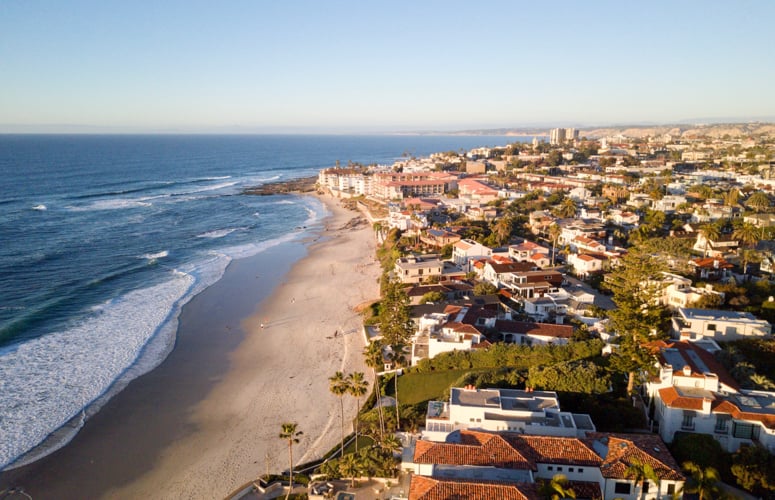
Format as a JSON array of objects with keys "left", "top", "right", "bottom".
[{"left": 0, "top": 133, "right": 522, "bottom": 470}]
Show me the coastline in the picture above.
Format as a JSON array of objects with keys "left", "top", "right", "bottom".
[{"left": 0, "top": 193, "right": 381, "bottom": 499}]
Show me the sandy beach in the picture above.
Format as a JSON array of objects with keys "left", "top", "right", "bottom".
[{"left": 1, "top": 194, "right": 380, "bottom": 499}]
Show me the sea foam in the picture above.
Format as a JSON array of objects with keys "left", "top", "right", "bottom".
[{"left": 0, "top": 272, "right": 194, "bottom": 469}]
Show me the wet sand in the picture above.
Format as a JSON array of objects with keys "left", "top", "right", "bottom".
[{"left": 0, "top": 194, "right": 380, "bottom": 499}]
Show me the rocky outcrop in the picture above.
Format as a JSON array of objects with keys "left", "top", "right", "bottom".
[{"left": 242, "top": 176, "right": 317, "bottom": 195}]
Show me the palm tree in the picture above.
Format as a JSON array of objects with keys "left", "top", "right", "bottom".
[
  {"left": 347, "top": 372, "right": 368, "bottom": 452},
  {"left": 339, "top": 452, "right": 361, "bottom": 488},
  {"left": 682, "top": 461, "right": 721, "bottom": 500},
  {"left": 279, "top": 422, "right": 303, "bottom": 500},
  {"left": 390, "top": 348, "right": 407, "bottom": 430},
  {"left": 538, "top": 473, "right": 576, "bottom": 499},
  {"left": 548, "top": 223, "right": 561, "bottom": 267},
  {"left": 329, "top": 371, "right": 351, "bottom": 458},
  {"left": 555, "top": 198, "right": 577, "bottom": 219},
  {"left": 379, "top": 433, "right": 403, "bottom": 457},
  {"left": 624, "top": 458, "right": 660, "bottom": 500},
  {"left": 698, "top": 223, "right": 721, "bottom": 258},
  {"left": 746, "top": 191, "right": 771, "bottom": 212},
  {"left": 733, "top": 222, "right": 761, "bottom": 249},
  {"left": 492, "top": 215, "right": 513, "bottom": 245},
  {"left": 723, "top": 187, "right": 741, "bottom": 207},
  {"left": 363, "top": 341, "right": 385, "bottom": 439}
]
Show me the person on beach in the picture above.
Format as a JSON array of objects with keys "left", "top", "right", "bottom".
[{"left": 260, "top": 323, "right": 265, "bottom": 330}]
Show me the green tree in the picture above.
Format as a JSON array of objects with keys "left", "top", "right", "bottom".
[
  {"left": 538, "top": 473, "right": 576, "bottom": 499},
  {"left": 329, "top": 371, "right": 351, "bottom": 458},
  {"left": 339, "top": 452, "right": 361, "bottom": 488},
  {"left": 731, "top": 444, "right": 775, "bottom": 495},
  {"left": 528, "top": 360, "right": 610, "bottom": 394},
  {"left": 554, "top": 198, "right": 577, "bottom": 219},
  {"left": 378, "top": 280, "right": 414, "bottom": 347},
  {"left": 724, "top": 188, "right": 741, "bottom": 207},
  {"left": 419, "top": 291, "right": 446, "bottom": 304},
  {"left": 698, "top": 223, "right": 721, "bottom": 258},
  {"left": 605, "top": 248, "right": 669, "bottom": 394},
  {"left": 548, "top": 223, "right": 561, "bottom": 267},
  {"left": 746, "top": 191, "right": 771, "bottom": 212},
  {"left": 683, "top": 461, "right": 722, "bottom": 500},
  {"left": 625, "top": 457, "right": 661, "bottom": 500},
  {"left": 347, "top": 372, "right": 368, "bottom": 453},
  {"left": 733, "top": 222, "right": 761, "bottom": 249},
  {"left": 473, "top": 281, "right": 498, "bottom": 296},
  {"left": 492, "top": 216, "right": 514, "bottom": 246},
  {"left": 390, "top": 349, "right": 408, "bottom": 430},
  {"left": 363, "top": 341, "right": 385, "bottom": 439},
  {"left": 279, "top": 422, "right": 303, "bottom": 500}
]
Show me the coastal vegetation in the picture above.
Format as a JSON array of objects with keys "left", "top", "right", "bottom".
[{"left": 278, "top": 422, "right": 303, "bottom": 500}]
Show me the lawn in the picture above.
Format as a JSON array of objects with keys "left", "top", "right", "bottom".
[
  {"left": 388, "top": 369, "right": 470, "bottom": 405},
  {"left": 343, "top": 435, "right": 375, "bottom": 455}
]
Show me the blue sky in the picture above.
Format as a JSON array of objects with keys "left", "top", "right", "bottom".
[{"left": 1, "top": 1, "right": 774, "bottom": 133}]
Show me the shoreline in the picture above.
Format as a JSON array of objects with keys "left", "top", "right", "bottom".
[{"left": 0, "top": 193, "right": 380, "bottom": 499}]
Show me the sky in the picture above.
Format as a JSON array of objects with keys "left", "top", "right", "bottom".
[{"left": 1, "top": 0, "right": 774, "bottom": 133}]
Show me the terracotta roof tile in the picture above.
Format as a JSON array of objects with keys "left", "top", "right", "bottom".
[
  {"left": 409, "top": 476, "right": 534, "bottom": 500},
  {"left": 588, "top": 433, "right": 684, "bottom": 481},
  {"left": 495, "top": 320, "right": 574, "bottom": 339},
  {"left": 516, "top": 435, "right": 602, "bottom": 467},
  {"left": 658, "top": 386, "right": 705, "bottom": 411},
  {"left": 413, "top": 431, "right": 534, "bottom": 470}
]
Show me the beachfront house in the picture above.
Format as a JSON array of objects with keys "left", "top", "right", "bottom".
[
  {"left": 670, "top": 307, "right": 771, "bottom": 341},
  {"left": 406, "top": 430, "right": 684, "bottom": 500},
  {"left": 647, "top": 340, "right": 775, "bottom": 453},
  {"left": 395, "top": 255, "right": 443, "bottom": 284},
  {"left": 422, "top": 387, "right": 595, "bottom": 442},
  {"left": 451, "top": 239, "right": 492, "bottom": 272}
]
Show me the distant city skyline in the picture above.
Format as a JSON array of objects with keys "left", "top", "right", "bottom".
[{"left": 2, "top": 1, "right": 774, "bottom": 133}]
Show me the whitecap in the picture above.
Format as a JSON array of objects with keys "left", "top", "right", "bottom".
[
  {"left": 31, "top": 204, "right": 47, "bottom": 211},
  {"left": 67, "top": 199, "right": 152, "bottom": 211},
  {"left": 0, "top": 272, "right": 195, "bottom": 469},
  {"left": 196, "top": 228, "right": 239, "bottom": 239},
  {"left": 141, "top": 250, "right": 169, "bottom": 261}
]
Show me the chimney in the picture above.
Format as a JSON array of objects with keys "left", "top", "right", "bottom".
[
  {"left": 702, "top": 397, "right": 713, "bottom": 413},
  {"left": 682, "top": 365, "right": 692, "bottom": 376}
]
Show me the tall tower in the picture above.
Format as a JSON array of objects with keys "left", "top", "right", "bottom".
[{"left": 549, "top": 128, "right": 566, "bottom": 145}]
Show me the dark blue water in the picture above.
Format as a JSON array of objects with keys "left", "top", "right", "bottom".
[{"left": 0, "top": 133, "right": 516, "bottom": 468}]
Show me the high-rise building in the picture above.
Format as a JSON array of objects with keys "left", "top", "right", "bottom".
[
  {"left": 549, "top": 128, "right": 566, "bottom": 145},
  {"left": 549, "top": 127, "right": 578, "bottom": 145}
]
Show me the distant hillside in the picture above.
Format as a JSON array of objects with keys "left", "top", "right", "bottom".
[
  {"left": 580, "top": 122, "right": 775, "bottom": 140},
  {"left": 449, "top": 122, "right": 775, "bottom": 140}
]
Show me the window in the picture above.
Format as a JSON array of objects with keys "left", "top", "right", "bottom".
[
  {"left": 707, "top": 323, "right": 717, "bottom": 331},
  {"left": 682, "top": 410, "right": 696, "bottom": 430},
  {"left": 643, "top": 481, "right": 650, "bottom": 493},
  {"left": 667, "top": 484, "right": 676, "bottom": 495},
  {"left": 557, "top": 467, "right": 563, "bottom": 472},
  {"left": 614, "top": 483, "right": 631, "bottom": 495},
  {"left": 577, "top": 468, "right": 584, "bottom": 474},
  {"left": 733, "top": 422, "right": 761, "bottom": 440},
  {"left": 715, "top": 415, "right": 730, "bottom": 434},
  {"left": 547, "top": 466, "right": 553, "bottom": 471}
]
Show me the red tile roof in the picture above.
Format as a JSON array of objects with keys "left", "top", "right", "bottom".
[
  {"left": 690, "top": 257, "right": 734, "bottom": 269},
  {"left": 589, "top": 433, "right": 684, "bottom": 481},
  {"left": 413, "top": 431, "right": 534, "bottom": 470},
  {"left": 517, "top": 435, "right": 602, "bottom": 467},
  {"left": 658, "top": 386, "right": 706, "bottom": 411},
  {"left": 712, "top": 398, "right": 775, "bottom": 430},
  {"left": 495, "top": 320, "right": 574, "bottom": 339},
  {"left": 409, "top": 476, "right": 534, "bottom": 500}
]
